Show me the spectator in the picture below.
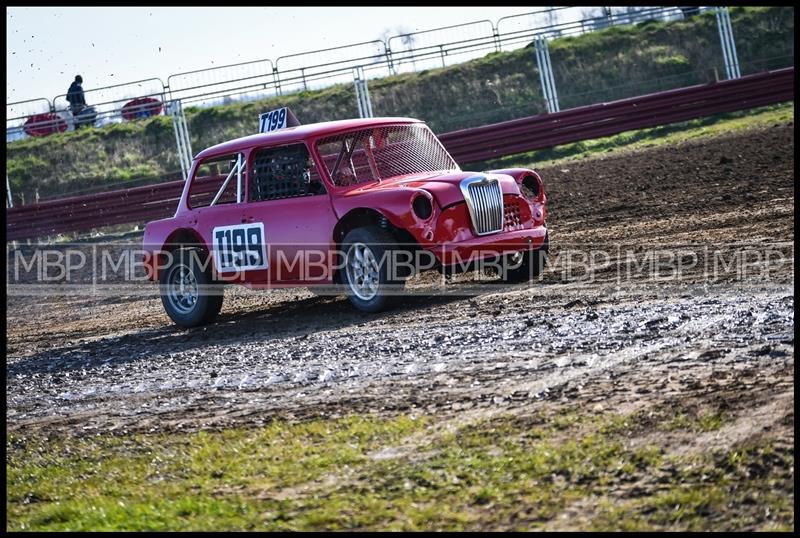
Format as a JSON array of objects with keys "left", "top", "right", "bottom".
[{"left": 67, "top": 75, "right": 87, "bottom": 115}]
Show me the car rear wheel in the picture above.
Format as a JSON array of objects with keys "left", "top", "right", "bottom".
[
  {"left": 159, "top": 248, "right": 223, "bottom": 327},
  {"left": 341, "top": 226, "right": 404, "bottom": 312}
]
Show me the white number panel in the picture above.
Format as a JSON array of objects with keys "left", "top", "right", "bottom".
[
  {"left": 212, "top": 223, "right": 269, "bottom": 273},
  {"left": 259, "top": 107, "right": 288, "bottom": 133}
]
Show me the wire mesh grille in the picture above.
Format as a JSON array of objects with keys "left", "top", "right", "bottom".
[
  {"left": 316, "top": 124, "right": 459, "bottom": 187},
  {"left": 251, "top": 144, "right": 325, "bottom": 201}
]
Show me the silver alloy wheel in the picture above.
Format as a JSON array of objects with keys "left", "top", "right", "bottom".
[
  {"left": 167, "top": 265, "right": 199, "bottom": 315},
  {"left": 346, "top": 242, "right": 381, "bottom": 301}
]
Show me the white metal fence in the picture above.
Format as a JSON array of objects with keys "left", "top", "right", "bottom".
[{"left": 6, "top": 5, "right": 792, "bottom": 143}]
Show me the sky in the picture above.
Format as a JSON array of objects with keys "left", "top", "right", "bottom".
[{"left": 6, "top": 6, "right": 573, "bottom": 105}]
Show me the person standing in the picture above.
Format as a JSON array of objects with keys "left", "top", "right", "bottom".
[
  {"left": 66, "top": 75, "right": 86, "bottom": 115},
  {"left": 66, "top": 75, "right": 97, "bottom": 129}
]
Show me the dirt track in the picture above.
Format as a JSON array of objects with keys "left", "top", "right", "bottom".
[{"left": 6, "top": 122, "right": 794, "bottom": 446}]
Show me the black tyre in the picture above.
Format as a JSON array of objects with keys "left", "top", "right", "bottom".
[
  {"left": 159, "top": 248, "right": 223, "bottom": 328},
  {"left": 500, "top": 232, "right": 549, "bottom": 284},
  {"left": 341, "top": 226, "right": 404, "bottom": 313}
]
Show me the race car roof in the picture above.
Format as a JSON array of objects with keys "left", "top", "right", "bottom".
[{"left": 194, "top": 117, "right": 423, "bottom": 161}]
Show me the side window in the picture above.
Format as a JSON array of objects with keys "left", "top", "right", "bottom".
[
  {"left": 250, "top": 143, "right": 326, "bottom": 202},
  {"left": 188, "top": 153, "right": 244, "bottom": 209}
]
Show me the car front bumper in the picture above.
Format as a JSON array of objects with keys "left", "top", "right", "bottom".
[{"left": 428, "top": 224, "right": 548, "bottom": 267}]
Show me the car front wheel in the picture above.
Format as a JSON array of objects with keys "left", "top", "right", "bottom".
[
  {"left": 341, "top": 226, "right": 404, "bottom": 313},
  {"left": 500, "top": 232, "right": 549, "bottom": 284}
]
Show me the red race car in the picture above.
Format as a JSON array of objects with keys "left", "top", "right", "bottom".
[{"left": 143, "top": 114, "right": 548, "bottom": 327}]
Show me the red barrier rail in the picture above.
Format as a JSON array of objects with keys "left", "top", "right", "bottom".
[
  {"left": 6, "top": 67, "right": 794, "bottom": 242},
  {"left": 440, "top": 67, "right": 794, "bottom": 162}
]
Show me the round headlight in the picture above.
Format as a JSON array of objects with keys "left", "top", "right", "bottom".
[
  {"left": 520, "top": 175, "right": 540, "bottom": 200},
  {"left": 412, "top": 194, "right": 433, "bottom": 220}
]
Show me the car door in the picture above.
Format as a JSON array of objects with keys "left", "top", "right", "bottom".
[
  {"left": 241, "top": 142, "right": 338, "bottom": 284},
  {"left": 188, "top": 152, "right": 268, "bottom": 283}
]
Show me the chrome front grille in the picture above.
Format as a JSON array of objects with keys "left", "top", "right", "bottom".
[{"left": 460, "top": 176, "right": 504, "bottom": 236}]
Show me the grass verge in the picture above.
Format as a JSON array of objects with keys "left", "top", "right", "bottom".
[
  {"left": 480, "top": 102, "right": 794, "bottom": 171},
  {"left": 7, "top": 402, "right": 793, "bottom": 531}
]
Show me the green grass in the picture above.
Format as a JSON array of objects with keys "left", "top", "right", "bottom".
[
  {"left": 7, "top": 415, "right": 427, "bottom": 531},
  {"left": 591, "top": 443, "right": 795, "bottom": 531},
  {"left": 7, "top": 404, "right": 794, "bottom": 531},
  {"left": 481, "top": 102, "right": 794, "bottom": 170},
  {"left": 665, "top": 411, "right": 728, "bottom": 432}
]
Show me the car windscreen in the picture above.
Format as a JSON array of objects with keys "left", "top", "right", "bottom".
[{"left": 315, "top": 124, "right": 459, "bottom": 187}]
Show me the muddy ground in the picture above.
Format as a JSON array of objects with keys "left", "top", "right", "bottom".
[{"left": 6, "top": 123, "right": 794, "bottom": 480}]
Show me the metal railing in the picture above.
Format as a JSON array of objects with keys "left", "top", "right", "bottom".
[
  {"left": 388, "top": 20, "right": 498, "bottom": 74},
  {"left": 496, "top": 6, "right": 689, "bottom": 49},
  {"left": 59, "top": 79, "right": 165, "bottom": 129},
  {"left": 275, "top": 40, "right": 390, "bottom": 94},
  {"left": 7, "top": 6, "right": 724, "bottom": 141},
  {"left": 7, "top": 79, "right": 167, "bottom": 140},
  {"left": 7, "top": 67, "right": 794, "bottom": 242},
  {"left": 167, "top": 59, "right": 276, "bottom": 108},
  {"left": 6, "top": 98, "right": 55, "bottom": 142}
]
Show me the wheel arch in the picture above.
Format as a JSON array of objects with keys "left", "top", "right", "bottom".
[
  {"left": 332, "top": 208, "right": 420, "bottom": 283},
  {"left": 150, "top": 228, "right": 210, "bottom": 281},
  {"left": 333, "top": 207, "right": 417, "bottom": 246},
  {"left": 487, "top": 167, "right": 546, "bottom": 203}
]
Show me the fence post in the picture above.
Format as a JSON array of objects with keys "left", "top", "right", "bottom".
[
  {"left": 273, "top": 67, "right": 283, "bottom": 97},
  {"left": 363, "top": 76, "right": 373, "bottom": 118},
  {"left": 716, "top": 6, "right": 741, "bottom": 80},
  {"left": 604, "top": 7, "right": 614, "bottom": 27},
  {"left": 542, "top": 36, "right": 559, "bottom": 112},
  {"left": 6, "top": 174, "right": 13, "bottom": 208},
  {"left": 354, "top": 69, "right": 363, "bottom": 118},
  {"left": 354, "top": 69, "right": 364, "bottom": 118},
  {"left": 715, "top": 8, "right": 731, "bottom": 79},
  {"left": 534, "top": 35, "right": 560, "bottom": 113},
  {"left": 534, "top": 36, "right": 546, "bottom": 111},
  {"left": 167, "top": 100, "right": 193, "bottom": 181},
  {"left": 353, "top": 67, "right": 373, "bottom": 118},
  {"left": 723, "top": 7, "right": 740, "bottom": 78},
  {"left": 385, "top": 42, "right": 397, "bottom": 76}
]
